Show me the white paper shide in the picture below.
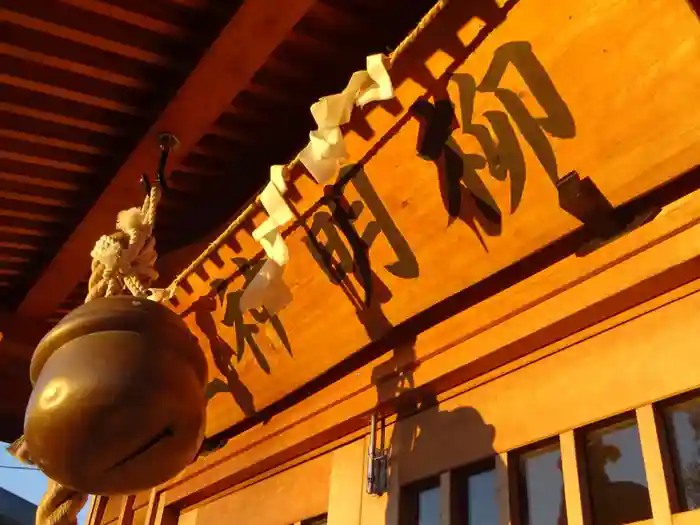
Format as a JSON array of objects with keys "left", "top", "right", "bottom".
[{"left": 239, "top": 54, "right": 396, "bottom": 317}]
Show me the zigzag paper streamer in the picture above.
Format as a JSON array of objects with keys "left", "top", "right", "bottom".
[
  {"left": 239, "top": 54, "right": 395, "bottom": 314},
  {"left": 299, "top": 54, "right": 395, "bottom": 184},
  {"left": 239, "top": 166, "right": 294, "bottom": 315}
]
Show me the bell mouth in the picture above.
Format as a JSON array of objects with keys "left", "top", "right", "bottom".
[
  {"left": 106, "top": 425, "right": 175, "bottom": 472},
  {"left": 30, "top": 296, "right": 207, "bottom": 388}
]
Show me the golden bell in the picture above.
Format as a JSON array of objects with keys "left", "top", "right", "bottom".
[{"left": 24, "top": 296, "right": 208, "bottom": 495}]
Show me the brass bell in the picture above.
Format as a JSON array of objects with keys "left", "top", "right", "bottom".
[{"left": 24, "top": 296, "right": 208, "bottom": 495}]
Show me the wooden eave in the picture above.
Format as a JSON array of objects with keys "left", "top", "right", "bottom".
[{"left": 0, "top": 0, "right": 440, "bottom": 442}]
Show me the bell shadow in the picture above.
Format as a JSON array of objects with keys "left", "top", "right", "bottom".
[
  {"left": 342, "top": 267, "right": 502, "bottom": 524},
  {"left": 186, "top": 289, "right": 256, "bottom": 417},
  {"left": 579, "top": 438, "right": 653, "bottom": 525},
  {"left": 370, "top": 341, "right": 506, "bottom": 525}
]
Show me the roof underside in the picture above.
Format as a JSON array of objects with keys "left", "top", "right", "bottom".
[{"left": 0, "top": 0, "right": 437, "bottom": 440}]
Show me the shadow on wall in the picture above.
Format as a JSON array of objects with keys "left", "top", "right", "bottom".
[
  {"left": 183, "top": 256, "right": 294, "bottom": 419},
  {"left": 186, "top": 288, "right": 256, "bottom": 418},
  {"left": 370, "top": 337, "right": 506, "bottom": 525},
  {"left": 371, "top": 349, "right": 657, "bottom": 525}
]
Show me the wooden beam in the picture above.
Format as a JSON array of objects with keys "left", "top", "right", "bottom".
[
  {"left": 17, "top": 0, "right": 319, "bottom": 318},
  {"left": 0, "top": 310, "right": 53, "bottom": 358},
  {"left": 636, "top": 405, "right": 675, "bottom": 525},
  {"left": 0, "top": 399, "right": 27, "bottom": 442}
]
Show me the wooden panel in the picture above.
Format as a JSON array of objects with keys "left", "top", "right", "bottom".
[
  {"left": 132, "top": 506, "right": 149, "bottom": 525},
  {"left": 168, "top": 0, "right": 700, "bottom": 438},
  {"left": 327, "top": 440, "right": 365, "bottom": 525},
  {"left": 17, "top": 0, "right": 319, "bottom": 317},
  {"left": 161, "top": 187, "right": 700, "bottom": 506},
  {"left": 117, "top": 496, "right": 136, "bottom": 525},
  {"left": 192, "top": 453, "right": 332, "bottom": 525},
  {"left": 88, "top": 497, "right": 108, "bottom": 525},
  {"left": 100, "top": 493, "right": 151, "bottom": 525},
  {"left": 177, "top": 509, "right": 198, "bottom": 525},
  {"left": 439, "top": 471, "right": 452, "bottom": 525},
  {"left": 395, "top": 290, "right": 700, "bottom": 485},
  {"left": 102, "top": 496, "right": 125, "bottom": 525},
  {"left": 674, "top": 509, "right": 700, "bottom": 525},
  {"left": 162, "top": 263, "right": 700, "bottom": 511},
  {"left": 561, "top": 432, "right": 589, "bottom": 525},
  {"left": 496, "top": 453, "right": 511, "bottom": 525},
  {"left": 637, "top": 405, "right": 674, "bottom": 525}
]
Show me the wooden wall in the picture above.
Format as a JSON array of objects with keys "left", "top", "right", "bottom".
[
  {"left": 165, "top": 0, "right": 700, "bottom": 438},
  {"left": 95, "top": 270, "right": 700, "bottom": 525},
  {"left": 89, "top": 0, "right": 700, "bottom": 523}
]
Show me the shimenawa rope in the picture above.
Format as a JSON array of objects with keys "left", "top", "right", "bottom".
[{"left": 164, "top": 0, "right": 450, "bottom": 298}]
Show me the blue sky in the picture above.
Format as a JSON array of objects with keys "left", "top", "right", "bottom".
[{"left": 0, "top": 443, "right": 89, "bottom": 524}]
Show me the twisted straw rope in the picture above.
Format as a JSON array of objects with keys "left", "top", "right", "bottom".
[{"left": 164, "top": 0, "right": 450, "bottom": 297}]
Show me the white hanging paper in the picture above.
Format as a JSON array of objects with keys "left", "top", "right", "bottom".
[
  {"left": 357, "top": 54, "right": 394, "bottom": 107},
  {"left": 238, "top": 165, "right": 294, "bottom": 315},
  {"left": 299, "top": 54, "right": 394, "bottom": 185},
  {"left": 238, "top": 55, "right": 394, "bottom": 314},
  {"left": 309, "top": 71, "right": 371, "bottom": 129},
  {"left": 239, "top": 228, "right": 292, "bottom": 314},
  {"left": 259, "top": 165, "right": 293, "bottom": 227},
  {"left": 238, "top": 258, "right": 292, "bottom": 315},
  {"left": 300, "top": 127, "right": 348, "bottom": 184}
]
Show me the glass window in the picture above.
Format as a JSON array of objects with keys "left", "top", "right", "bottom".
[
  {"left": 663, "top": 394, "right": 700, "bottom": 511},
  {"left": 454, "top": 460, "right": 499, "bottom": 525},
  {"left": 584, "top": 416, "right": 652, "bottom": 525},
  {"left": 401, "top": 478, "right": 441, "bottom": 525},
  {"left": 518, "top": 442, "right": 567, "bottom": 525},
  {"left": 418, "top": 486, "right": 441, "bottom": 525}
]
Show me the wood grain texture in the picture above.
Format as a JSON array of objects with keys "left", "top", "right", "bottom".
[
  {"left": 17, "top": 0, "right": 319, "bottom": 317},
  {"left": 95, "top": 271, "right": 700, "bottom": 524},
  {"left": 151, "top": 180, "right": 700, "bottom": 509},
  {"left": 164, "top": 0, "right": 700, "bottom": 438},
  {"left": 560, "top": 431, "right": 588, "bottom": 525},
  {"left": 158, "top": 267, "right": 700, "bottom": 511},
  {"left": 191, "top": 453, "right": 332, "bottom": 525},
  {"left": 327, "top": 439, "right": 365, "bottom": 525},
  {"left": 637, "top": 405, "right": 674, "bottom": 525}
]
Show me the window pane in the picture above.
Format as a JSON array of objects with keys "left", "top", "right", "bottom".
[
  {"left": 468, "top": 469, "right": 499, "bottom": 525},
  {"left": 519, "top": 443, "right": 567, "bottom": 525},
  {"left": 418, "top": 486, "right": 441, "bottom": 525},
  {"left": 663, "top": 395, "right": 700, "bottom": 510},
  {"left": 584, "top": 417, "right": 652, "bottom": 525},
  {"left": 401, "top": 479, "right": 440, "bottom": 525},
  {"left": 454, "top": 463, "right": 499, "bottom": 525}
]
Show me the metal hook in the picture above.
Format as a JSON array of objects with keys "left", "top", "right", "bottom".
[{"left": 142, "top": 133, "right": 180, "bottom": 196}]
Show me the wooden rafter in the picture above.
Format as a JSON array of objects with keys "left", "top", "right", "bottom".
[{"left": 17, "top": 0, "right": 319, "bottom": 318}]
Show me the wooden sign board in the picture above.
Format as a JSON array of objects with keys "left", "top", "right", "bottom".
[{"left": 167, "top": 0, "right": 700, "bottom": 436}]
